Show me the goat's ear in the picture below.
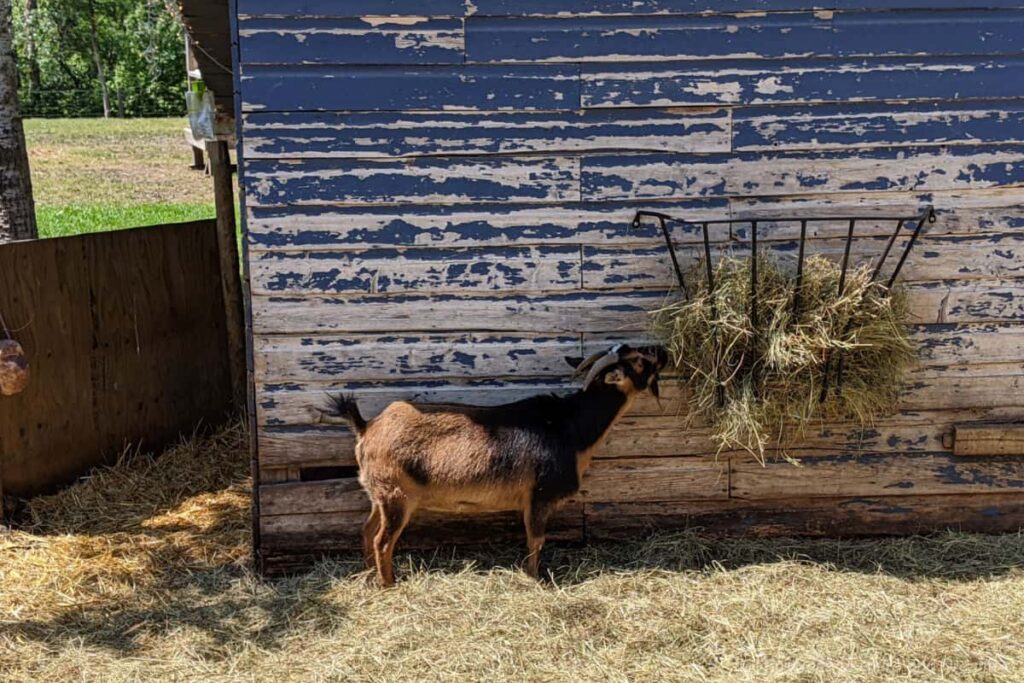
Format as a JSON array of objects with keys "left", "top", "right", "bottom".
[
  {"left": 603, "top": 368, "right": 625, "bottom": 384},
  {"left": 565, "top": 356, "right": 585, "bottom": 369},
  {"left": 649, "top": 374, "right": 661, "bottom": 398}
]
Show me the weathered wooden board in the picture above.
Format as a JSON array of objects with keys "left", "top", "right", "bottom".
[
  {"left": 245, "top": 157, "right": 580, "bottom": 207},
  {"left": 238, "top": 0, "right": 468, "bottom": 16},
  {"left": 242, "top": 108, "right": 731, "bottom": 159},
  {"left": 0, "top": 221, "right": 233, "bottom": 498},
  {"left": 239, "top": 17, "right": 465, "bottom": 65},
  {"left": 257, "top": 405, "right": 1024, "bottom": 470},
  {"left": 581, "top": 457, "right": 728, "bottom": 502},
  {"left": 255, "top": 361, "right": 1024, "bottom": 429},
  {"left": 582, "top": 233, "right": 1024, "bottom": 289},
  {"left": 584, "top": 492, "right": 1024, "bottom": 540},
  {"left": 250, "top": 280, "right": 1024, "bottom": 334},
  {"left": 582, "top": 56, "right": 1024, "bottom": 107},
  {"left": 731, "top": 452, "right": 1024, "bottom": 499},
  {"left": 582, "top": 146, "right": 1024, "bottom": 201},
  {"left": 245, "top": 200, "right": 731, "bottom": 251},
  {"left": 240, "top": 64, "right": 580, "bottom": 112},
  {"left": 255, "top": 333, "right": 582, "bottom": 381},
  {"left": 468, "top": 1, "right": 1024, "bottom": 16},
  {"left": 733, "top": 101, "right": 1024, "bottom": 151},
  {"left": 237, "top": 0, "right": 1024, "bottom": 19},
  {"left": 466, "top": 11, "right": 1024, "bottom": 63},
  {"left": 249, "top": 245, "right": 582, "bottom": 295},
  {"left": 259, "top": 501, "right": 584, "bottom": 552},
  {"left": 245, "top": 193, "right": 1022, "bottom": 251},
  {"left": 258, "top": 323, "right": 1024, "bottom": 384},
  {"left": 954, "top": 423, "right": 1024, "bottom": 456}
]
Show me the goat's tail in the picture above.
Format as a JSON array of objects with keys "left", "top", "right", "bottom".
[{"left": 324, "top": 393, "right": 368, "bottom": 437}]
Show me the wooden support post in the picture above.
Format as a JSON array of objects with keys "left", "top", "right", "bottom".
[
  {"left": 206, "top": 140, "right": 246, "bottom": 410},
  {"left": 191, "top": 145, "right": 205, "bottom": 171}
]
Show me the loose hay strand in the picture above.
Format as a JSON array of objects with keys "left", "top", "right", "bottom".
[{"left": 651, "top": 255, "right": 916, "bottom": 463}]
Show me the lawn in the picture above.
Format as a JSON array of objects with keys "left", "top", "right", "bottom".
[
  {"left": 2, "top": 426, "right": 1023, "bottom": 683},
  {"left": 24, "top": 118, "right": 216, "bottom": 238}
]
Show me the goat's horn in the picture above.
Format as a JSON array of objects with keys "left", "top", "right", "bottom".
[
  {"left": 572, "top": 349, "right": 610, "bottom": 378},
  {"left": 582, "top": 351, "right": 621, "bottom": 390}
]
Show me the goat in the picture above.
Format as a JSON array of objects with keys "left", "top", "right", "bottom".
[{"left": 327, "top": 343, "right": 668, "bottom": 586}]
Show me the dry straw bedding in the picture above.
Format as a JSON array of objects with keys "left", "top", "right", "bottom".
[{"left": 2, "top": 425, "right": 1024, "bottom": 682}]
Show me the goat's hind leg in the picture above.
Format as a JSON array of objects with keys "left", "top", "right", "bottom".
[
  {"left": 362, "top": 501, "right": 382, "bottom": 571},
  {"left": 523, "top": 499, "right": 555, "bottom": 580},
  {"left": 374, "top": 496, "right": 413, "bottom": 587}
]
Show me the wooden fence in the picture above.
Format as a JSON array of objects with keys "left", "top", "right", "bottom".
[{"left": 0, "top": 220, "right": 234, "bottom": 505}]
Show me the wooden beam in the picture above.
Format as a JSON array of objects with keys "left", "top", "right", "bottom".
[
  {"left": 954, "top": 423, "right": 1024, "bottom": 456},
  {"left": 206, "top": 140, "right": 246, "bottom": 409}
]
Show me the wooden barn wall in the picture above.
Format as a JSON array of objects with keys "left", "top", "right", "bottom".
[
  {"left": 235, "top": 1, "right": 1024, "bottom": 563},
  {"left": 0, "top": 221, "right": 234, "bottom": 503}
]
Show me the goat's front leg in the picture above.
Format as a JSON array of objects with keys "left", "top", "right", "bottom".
[{"left": 523, "top": 499, "right": 555, "bottom": 579}]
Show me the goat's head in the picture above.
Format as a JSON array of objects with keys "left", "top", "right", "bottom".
[{"left": 566, "top": 344, "right": 669, "bottom": 397}]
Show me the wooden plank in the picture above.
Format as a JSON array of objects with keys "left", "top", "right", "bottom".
[
  {"left": 0, "top": 222, "right": 233, "bottom": 498},
  {"left": 259, "top": 501, "right": 584, "bottom": 552},
  {"left": 245, "top": 199, "right": 731, "bottom": 251},
  {"left": 469, "top": 1, "right": 1024, "bottom": 16},
  {"left": 733, "top": 101, "right": 1024, "bottom": 152},
  {"left": 250, "top": 280, "right": 1024, "bottom": 334},
  {"left": 257, "top": 323, "right": 1024, "bottom": 384},
  {"left": 584, "top": 493, "right": 1024, "bottom": 540},
  {"left": 257, "top": 405, "right": 1024, "bottom": 469},
  {"left": 249, "top": 245, "right": 582, "bottom": 295},
  {"left": 245, "top": 156, "right": 580, "bottom": 207},
  {"left": 241, "top": 108, "right": 731, "bottom": 159},
  {"left": 207, "top": 141, "right": 247, "bottom": 410},
  {"left": 245, "top": 192, "right": 1022, "bottom": 251},
  {"left": 254, "top": 362, "right": 1024, "bottom": 429},
  {"left": 466, "top": 10, "right": 1024, "bottom": 63},
  {"left": 239, "top": 17, "right": 464, "bottom": 65},
  {"left": 582, "top": 233, "right": 1024, "bottom": 289},
  {"left": 581, "top": 457, "right": 728, "bottom": 502},
  {"left": 237, "top": 0, "right": 468, "bottom": 16},
  {"left": 255, "top": 333, "right": 582, "bottom": 382},
  {"left": 260, "top": 478, "right": 368, "bottom": 516},
  {"left": 582, "top": 56, "right": 1024, "bottom": 107},
  {"left": 954, "top": 423, "right": 1024, "bottom": 456},
  {"left": 240, "top": 64, "right": 580, "bottom": 112},
  {"left": 733, "top": 452, "right": 1024, "bottom": 500},
  {"left": 582, "top": 146, "right": 1024, "bottom": 201}
]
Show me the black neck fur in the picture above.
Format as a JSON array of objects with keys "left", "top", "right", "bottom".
[{"left": 560, "top": 383, "right": 629, "bottom": 453}]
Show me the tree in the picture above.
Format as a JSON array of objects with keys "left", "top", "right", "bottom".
[{"left": 0, "top": 0, "right": 36, "bottom": 242}]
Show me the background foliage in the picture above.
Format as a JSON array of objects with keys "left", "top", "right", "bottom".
[{"left": 13, "top": 0, "right": 186, "bottom": 118}]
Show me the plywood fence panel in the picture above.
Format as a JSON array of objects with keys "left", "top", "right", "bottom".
[{"left": 0, "top": 221, "right": 232, "bottom": 498}]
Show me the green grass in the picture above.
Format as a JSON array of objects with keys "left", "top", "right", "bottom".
[
  {"left": 36, "top": 204, "right": 215, "bottom": 238},
  {"left": 24, "top": 117, "right": 217, "bottom": 238}
]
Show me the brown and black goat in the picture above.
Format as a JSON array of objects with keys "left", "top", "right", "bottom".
[{"left": 327, "top": 343, "right": 668, "bottom": 586}]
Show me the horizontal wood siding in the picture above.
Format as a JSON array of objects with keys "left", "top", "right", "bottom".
[{"left": 238, "top": 1, "right": 1024, "bottom": 562}]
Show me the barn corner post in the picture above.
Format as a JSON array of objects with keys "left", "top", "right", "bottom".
[
  {"left": 206, "top": 138, "right": 246, "bottom": 411},
  {"left": 225, "top": 0, "right": 262, "bottom": 572}
]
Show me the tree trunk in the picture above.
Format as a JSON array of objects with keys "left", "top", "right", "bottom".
[
  {"left": 0, "top": 0, "right": 37, "bottom": 243},
  {"left": 86, "top": 0, "right": 109, "bottom": 118},
  {"left": 23, "top": 0, "right": 39, "bottom": 107}
]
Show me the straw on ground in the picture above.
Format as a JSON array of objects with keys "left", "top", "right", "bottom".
[{"left": 2, "top": 425, "right": 1023, "bottom": 682}]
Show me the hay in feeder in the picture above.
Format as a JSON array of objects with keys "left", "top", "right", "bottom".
[{"left": 651, "top": 254, "right": 915, "bottom": 463}]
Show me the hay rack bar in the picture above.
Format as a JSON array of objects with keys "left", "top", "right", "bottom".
[{"left": 630, "top": 205, "right": 936, "bottom": 403}]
